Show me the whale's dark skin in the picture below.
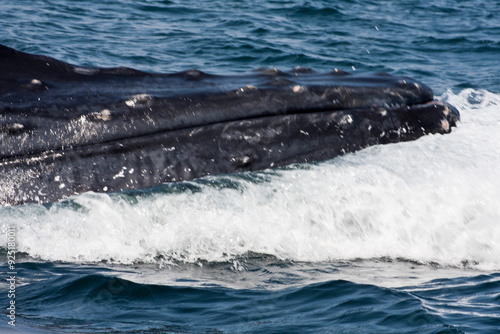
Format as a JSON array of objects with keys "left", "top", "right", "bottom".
[{"left": 0, "top": 45, "right": 459, "bottom": 206}]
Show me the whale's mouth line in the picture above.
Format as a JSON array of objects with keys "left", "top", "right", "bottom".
[
  {"left": 1, "top": 100, "right": 427, "bottom": 161},
  {"left": 0, "top": 81, "right": 439, "bottom": 160},
  {"left": 2, "top": 107, "right": 368, "bottom": 162},
  {"left": 0, "top": 100, "right": 456, "bottom": 167}
]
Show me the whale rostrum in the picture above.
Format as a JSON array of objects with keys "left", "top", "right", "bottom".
[{"left": 0, "top": 45, "right": 459, "bottom": 206}]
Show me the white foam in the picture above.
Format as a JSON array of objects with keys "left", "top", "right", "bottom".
[{"left": 1, "top": 89, "right": 500, "bottom": 270}]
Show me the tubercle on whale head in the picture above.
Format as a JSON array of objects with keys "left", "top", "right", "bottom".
[
  {"left": 410, "top": 101, "right": 460, "bottom": 135},
  {"left": 430, "top": 100, "right": 460, "bottom": 133},
  {"left": 443, "top": 102, "right": 460, "bottom": 133},
  {"left": 443, "top": 102, "right": 460, "bottom": 124}
]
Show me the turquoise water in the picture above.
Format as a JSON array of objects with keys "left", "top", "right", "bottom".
[{"left": 1, "top": 1, "right": 500, "bottom": 333}]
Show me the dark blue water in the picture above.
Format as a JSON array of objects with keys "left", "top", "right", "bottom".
[
  {"left": 2, "top": 261, "right": 498, "bottom": 334},
  {"left": 1, "top": 1, "right": 500, "bottom": 333}
]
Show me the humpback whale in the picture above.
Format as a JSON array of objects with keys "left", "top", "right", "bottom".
[{"left": 0, "top": 45, "right": 459, "bottom": 206}]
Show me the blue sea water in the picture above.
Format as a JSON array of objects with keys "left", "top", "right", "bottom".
[{"left": 1, "top": 0, "right": 500, "bottom": 333}]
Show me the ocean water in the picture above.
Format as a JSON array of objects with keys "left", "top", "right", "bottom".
[{"left": 1, "top": 0, "right": 500, "bottom": 333}]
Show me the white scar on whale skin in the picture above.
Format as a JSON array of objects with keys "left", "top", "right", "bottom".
[
  {"left": 293, "top": 85, "right": 306, "bottom": 93},
  {"left": 125, "top": 94, "right": 153, "bottom": 108}
]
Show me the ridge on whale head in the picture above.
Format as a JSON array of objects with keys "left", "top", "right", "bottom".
[{"left": 0, "top": 44, "right": 459, "bottom": 206}]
